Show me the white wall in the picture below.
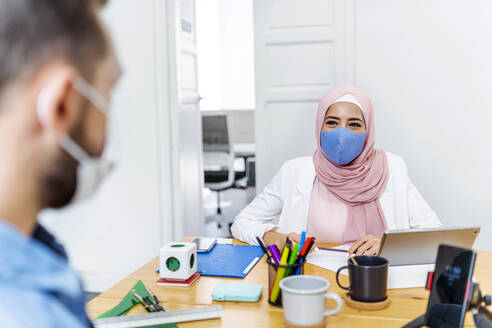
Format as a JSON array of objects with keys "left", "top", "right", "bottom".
[
  {"left": 195, "top": 0, "right": 222, "bottom": 110},
  {"left": 40, "top": 0, "right": 175, "bottom": 292},
  {"left": 218, "top": 0, "right": 256, "bottom": 110},
  {"left": 355, "top": 0, "right": 492, "bottom": 249},
  {"left": 196, "top": 0, "right": 255, "bottom": 110}
]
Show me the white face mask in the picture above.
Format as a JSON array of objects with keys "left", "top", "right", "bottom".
[
  {"left": 66, "top": 77, "right": 114, "bottom": 203},
  {"left": 37, "top": 77, "right": 114, "bottom": 203}
]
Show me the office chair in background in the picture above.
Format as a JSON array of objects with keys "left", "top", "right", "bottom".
[{"left": 202, "top": 114, "right": 246, "bottom": 236}]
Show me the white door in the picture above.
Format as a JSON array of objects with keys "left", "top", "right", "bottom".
[
  {"left": 253, "top": 0, "right": 355, "bottom": 190},
  {"left": 165, "top": 0, "right": 204, "bottom": 238}
]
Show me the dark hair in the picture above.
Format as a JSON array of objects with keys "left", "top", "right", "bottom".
[{"left": 0, "top": 0, "right": 108, "bottom": 102}]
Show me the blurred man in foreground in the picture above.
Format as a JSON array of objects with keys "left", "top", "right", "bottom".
[{"left": 0, "top": 0, "right": 120, "bottom": 326}]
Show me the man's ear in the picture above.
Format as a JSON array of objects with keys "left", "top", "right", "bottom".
[{"left": 36, "top": 66, "right": 79, "bottom": 137}]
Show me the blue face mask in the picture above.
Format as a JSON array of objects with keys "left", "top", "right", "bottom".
[{"left": 320, "top": 127, "right": 367, "bottom": 165}]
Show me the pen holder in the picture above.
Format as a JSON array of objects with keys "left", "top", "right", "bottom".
[{"left": 267, "top": 257, "right": 304, "bottom": 307}]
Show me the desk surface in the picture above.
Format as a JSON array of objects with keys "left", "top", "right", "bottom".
[{"left": 87, "top": 238, "right": 492, "bottom": 327}]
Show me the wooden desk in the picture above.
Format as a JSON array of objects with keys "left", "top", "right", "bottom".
[{"left": 87, "top": 238, "right": 492, "bottom": 327}]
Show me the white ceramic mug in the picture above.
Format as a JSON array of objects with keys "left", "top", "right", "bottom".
[{"left": 279, "top": 275, "right": 342, "bottom": 326}]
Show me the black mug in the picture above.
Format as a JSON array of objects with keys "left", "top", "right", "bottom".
[{"left": 336, "top": 256, "right": 388, "bottom": 302}]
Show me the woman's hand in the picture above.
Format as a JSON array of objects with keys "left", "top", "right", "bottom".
[
  {"left": 263, "top": 231, "right": 301, "bottom": 250},
  {"left": 348, "top": 234, "right": 381, "bottom": 256}
]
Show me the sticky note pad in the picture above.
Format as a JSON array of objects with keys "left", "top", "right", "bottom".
[{"left": 212, "top": 283, "right": 263, "bottom": 302}]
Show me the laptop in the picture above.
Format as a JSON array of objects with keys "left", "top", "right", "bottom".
[{"left": 377, "top": 226, "right": 480, "bottom": 266}]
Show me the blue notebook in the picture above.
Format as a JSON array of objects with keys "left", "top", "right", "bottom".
[{"left": 197, "top": 244, "right": 264, "bottom": 278}]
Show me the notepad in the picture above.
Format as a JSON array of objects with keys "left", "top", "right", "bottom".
[
  {"left": 197, "top": 244, "right": 264, "bottom": 278},
  {"left": 307, "top": 248, "right": 435, "bottom": 289}
]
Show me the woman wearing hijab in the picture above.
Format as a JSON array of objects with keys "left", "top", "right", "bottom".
[{"left": 231, "top": 85, "right": 441, "bottom": 255}]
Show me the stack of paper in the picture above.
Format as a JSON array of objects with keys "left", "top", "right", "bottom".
[{"left": 306, "top": 247, "right": 434, "bottom": 289}]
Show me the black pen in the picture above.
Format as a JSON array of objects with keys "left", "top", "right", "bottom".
[{"left": 256, "top": 236, "right": 273, "bottom": 263}]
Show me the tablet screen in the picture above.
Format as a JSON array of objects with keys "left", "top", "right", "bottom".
[{"left": 425, "top": 244, "right": 476, "bottom": 328}]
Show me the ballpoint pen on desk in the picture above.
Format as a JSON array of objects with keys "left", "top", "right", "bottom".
[
  {"left": 269, "top": 238, "right": 291, "bottom": 303},
  {"left": 316, "top": 245, "right": 358, "bottom": 264}
]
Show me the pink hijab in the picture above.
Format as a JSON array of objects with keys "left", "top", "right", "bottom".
[{"left": 311, "top": 85, "right": 389, "bottom": 242}]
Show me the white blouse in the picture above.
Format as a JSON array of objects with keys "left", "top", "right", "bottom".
[{"left": 231, "top": 152, "right": 442, "bottom": 246}]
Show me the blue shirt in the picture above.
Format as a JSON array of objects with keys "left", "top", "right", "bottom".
[{"left": 0, "top": 220, "right": 92, "bottom": 327}]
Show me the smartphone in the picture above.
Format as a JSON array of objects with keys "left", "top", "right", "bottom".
[
  {"left": 192, "top": 237, "right": 217, "bottom": 253},
  {"left": 425, "top": 244, "right": 476, "bottom": 328}
]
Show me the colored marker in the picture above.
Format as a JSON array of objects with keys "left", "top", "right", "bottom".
[
  {"left": 285, "top": 243, "right": 300, "bottom": 277},
  {"left": 302, "top": 237, "right": 316, "bottom": 260},
  {"left": 268, "top": 245, "right": 281, "bottom": 265},
  {"left": 294, "top": 237, "right": 314, "bottom": 267},
  {"left": 270, "top": 243, "right": 291, "bottom": 303},
  {"left": 285, "top": 237, "right": 292, "bottom": 255},
  {"left": 299, "top": 231, "right": 306, "bottom": 254},
  {"left": 299, "top": 237, "right": 312, "bottom": 255},
  {"left": 296, "top": 235, "right": 311, "bottom": 274}
]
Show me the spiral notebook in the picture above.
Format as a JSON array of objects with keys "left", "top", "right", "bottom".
[{"left": 197, "top": 244, "right": 264, "bottom": 278}]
